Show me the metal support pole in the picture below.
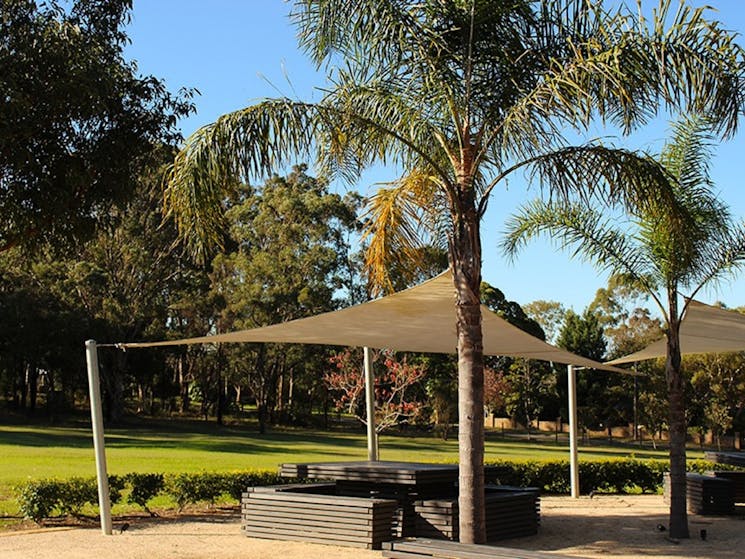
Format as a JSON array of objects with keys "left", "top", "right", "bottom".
[
  {"left": 85, "top": 340, "right": 112, "bottom": 535},
  {"left": 363, "top": 347, "right": 378, "bottom": 461},
  {"left": 568, "top": 365, "right": 580, "bottom": 498},
  {"left": 633, "top": 370, "right": 639, "bottom": 443}
]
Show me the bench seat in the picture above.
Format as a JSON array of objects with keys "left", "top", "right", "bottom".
[
  {"left": 242, "top": 484, "right": 397, "bottom": 549},
  {"left": 663, "top": 472, "right": 734, "bottom": 515},
  {"left": 382, "top": 537, "right": 579, "bottom": 559}
]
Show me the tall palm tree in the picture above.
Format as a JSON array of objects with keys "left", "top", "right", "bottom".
[
  {"left": 503, "top": 115, "right": 745, "bottom": 539},
  {"left": 165, "top": 1, "right": 744, "bottom": 543}
]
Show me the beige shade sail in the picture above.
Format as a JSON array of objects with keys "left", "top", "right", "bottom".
[
  {"left": 117, "top": 272, "right": 622, "bottom": 373},
  {"left": 607, "top": 300, "right": 745, "bottom": 365}
]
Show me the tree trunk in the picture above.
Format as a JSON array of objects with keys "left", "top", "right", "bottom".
[
  {"left": 216, "top": 370, "right": 224, "bottom": 426},
  {"left": 666, "top": 299, "right": 689, "bottom": 539},
  {"left": 450, "top": 182, "right": 486, "bottom": 544},
  {"left": 288, "top": 368, "right": 295, "bottom": 419},
  {"left": 178, "top": 354, "right": 190, "bottom": 414},
  {"left": 27, "top": 365, "right": 38, "bottom": 415},
  {"left": 19, "top": 364, "right": 28, "bottom": 410}
]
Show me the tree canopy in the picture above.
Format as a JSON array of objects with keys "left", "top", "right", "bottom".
[{"left": 0, "top": 0, "right": 193, "bottom": 253}]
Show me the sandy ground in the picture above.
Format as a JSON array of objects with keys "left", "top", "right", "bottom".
[{"left": 2, "top": 495, "right": 745, "bottom": 559}]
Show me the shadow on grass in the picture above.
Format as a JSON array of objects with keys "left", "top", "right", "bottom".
[
  {"left": 0, "top": 423, "right": 368, "bottom": 457},
  {"left": 0, "top": 419, "right": 670, "bottom": 460}
]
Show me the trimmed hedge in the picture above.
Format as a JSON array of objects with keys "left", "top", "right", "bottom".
[
  {"left": 16, "top": 475, "right": 124, "bottom": 523},
  {"left": 15, "top": 470, "right": 284, "bottom": 523},
  {"left": 124, "top": 473, "right": 164, "bottom": 516},
  {"left": 484, "top": 458, "right": 743, "bottom": 494},
  {"left": 16, "top": 459, "right": 743, "bottom": 523}
]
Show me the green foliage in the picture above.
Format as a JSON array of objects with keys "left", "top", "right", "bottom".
[
  {"left": 55, "top": 477, "right": 100, "bottom": 517},
  {"left": 221, "top": 471, "right": 285, "bottom": 501},
  {"left": 556, "top": 309, "right": 614, "bottom": 429},
  {"left": 212, "top": 166, "right": 361, "bottom": 429},
  {"left": 124, "top": 473, "right": 165, "bottom": 516},
  {"left": 15, "top": 475, "right": 123, "bottom": 523},
  {"left": 15, "top": 470, "right": 285, "bottom": 521},
  {"left": 557, "top": 310, "right": 606, "bottom": 362},
  {"left": 485, "top": 459, "right": 738, "bottom": 495},
  {"left": 481, "top": 283, "right": 545, "bottom": 340},
  {"left": 15, "top": 479, "right": 59, "bottom": 523},
  {"left": 522, "top": 300, "right": 567, "bottom": 345},
  {"left": 0, "top": 0, "right": 193, "bottom": 252},
  {"left": 166, "top": 472, "right": 227, "bottom": 510},
  {"left": 22, "top": 459, "right": 733, "bottom": 522}
]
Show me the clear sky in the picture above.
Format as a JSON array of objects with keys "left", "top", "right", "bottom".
[{"left": 126, "top": 0, "right": 745, "bottom": 312}]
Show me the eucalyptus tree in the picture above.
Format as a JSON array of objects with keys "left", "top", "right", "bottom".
[
  {"left": 211, "top": 166, "right": 360, "bottom": 432},
  {"left": 0, "top": 0, "right": 192, "bottom": 253},
  {"left": 165, "top": 1, "right": 744, "bottom": 543},
  {"left": 503, "top": 116, "right": 745, "bottom": 538}
]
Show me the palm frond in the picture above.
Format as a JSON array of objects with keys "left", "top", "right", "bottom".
[
  {"left": 502, "top": 199, "right": 663, "bottom": 308},
  {"left": 659, "top": 114, "right": 717, "bottom": 189},
  {"left": 291, "top": 0, "right": 436, "bottom": 70},
  {"left": 164, "top": 99, "right": 324, "bottom": 259},
  {"left": 523, "top": 144, "right": 673, "bottom": 212},
  {"left": 362, "top": 170, "right": 445, "bottom": 295},
  {"left": 686, "top": 222, "right": 745, "bottom": 303},
  {"left": 320, "top": 70, "right": 455, "bottom": 187},
  {"left": 502, "top": 0, "right": 745, "bottom": 147}
]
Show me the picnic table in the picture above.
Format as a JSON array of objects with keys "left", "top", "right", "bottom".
[
  {"left": 241, "top": 460, "right": 540, "bottom": 549},
  {"left": 705, "top": 451, "right": 745, "bottom": 468},
  {"left": 279, "top": 460, "right": 460, "bottom": 485}
]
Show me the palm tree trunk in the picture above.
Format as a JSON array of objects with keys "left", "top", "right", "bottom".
[
  {"left": 666, "top": 297, "right": 689, "bottom": 539},
  {"left": 450, "top": 185, "right": 486, "bottom": 544}
]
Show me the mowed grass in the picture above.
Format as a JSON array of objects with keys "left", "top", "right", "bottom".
[{"left": 0, "top": 419, "right": 690, "bottom": 518}]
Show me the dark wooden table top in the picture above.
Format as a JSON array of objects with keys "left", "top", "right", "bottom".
[
  {"left": 705, "top": 450, "right": 745, "bottom": 467},
  {"left": 280, "top": 460, "right": 459, "bottom": 485}
]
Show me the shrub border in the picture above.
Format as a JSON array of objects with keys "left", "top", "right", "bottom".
[{"left": 15, "top": 459, "right": 741, "bottom": 523}]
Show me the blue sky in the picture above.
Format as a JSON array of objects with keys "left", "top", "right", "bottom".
[{"left": 126, "top": 1, "right": 745, "bottom": 312}]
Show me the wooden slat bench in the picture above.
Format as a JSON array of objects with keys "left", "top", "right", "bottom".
[
  {"left": 663, "top": 473, "right": 734, "bottom": 515},
  {"left": 706, "top": 470, "right": 745, "bottom": 503},
  {"left": 414, "top": 487, "right": 540, "bottom": 542},
  {"left": 335, "top": 479, "right": 457, "bottom": 538},
  {"left": 382, "top": 537, "right": 580, "bottom": 559},
  {"left": 242, "top": 484, "right": 398, "bottom": 549}
]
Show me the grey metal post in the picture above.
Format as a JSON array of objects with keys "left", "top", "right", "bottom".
[
  {"left": 85, "top": 340, "right": 112, "bottom": 535},
  {"left": 568, "top": 364, "right": 580, "bottom": 498},
  {"left": 363, "top": 347, "right": 379, "bottom": 461}
]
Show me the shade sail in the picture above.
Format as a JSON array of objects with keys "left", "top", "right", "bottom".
[
  {"left": 607, "top": 300, "right": 745, "bottom": 365},
  {"left": 118, "top": 272, "right": 622, "bottom": 372}
]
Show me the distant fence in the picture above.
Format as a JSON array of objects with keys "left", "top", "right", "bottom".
[{"left": 485, "top": 414, "right": 743, "bottom": 449}]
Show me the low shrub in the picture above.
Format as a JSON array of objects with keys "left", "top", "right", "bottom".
[
  {"left": 485, "top": 458, "right": 725, "bottom": 495},
  {"left": 18, "top": 459, "right": 736, "bottom": 521},
  {"left": 165, "top": 472, "right": 229, "bottom": 510},
  {"left": 15, "top": 475, "right": 123, "bottom": 523},
  {"left": 15, "top": 479, "right": 59, "bottom": 523},
  {"left": 221, "top": 470, "right": 284, "bottom": 501},
  {"left": 124, "top": 473, "right": 165, "bottom": 516}
]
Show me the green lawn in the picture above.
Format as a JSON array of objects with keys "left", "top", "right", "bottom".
[{"left": 0, "top": 419, "right": 690, "bottom": 519}]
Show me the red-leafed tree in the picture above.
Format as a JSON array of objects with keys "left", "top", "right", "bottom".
[
  {"left": 324, "top": 349, "right": 425, "bottom": 433},
  {"left": 483, "top": 367, "right": 510, "bottom": 416}
]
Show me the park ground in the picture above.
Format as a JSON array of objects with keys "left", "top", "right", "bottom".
[
  {"left": 0, "top": 417, "right": 678, "bottom": 520},
  {"left": 2, "top": 494, "right": 744, "bottom": 559},
  {"left": 0, "top": 416, "right": 725, "bottom": 558}
]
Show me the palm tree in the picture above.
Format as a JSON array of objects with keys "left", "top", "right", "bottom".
[
  {"left": 165, "top": 1, "right": 744, "bottom": 543},
  {"left": 503, "top": 115, "right": 745, "bottom": 539}
]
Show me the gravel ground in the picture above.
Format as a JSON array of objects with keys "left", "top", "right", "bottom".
[{"left": 2, "top": 495, "right": 745, "bottom": 559}]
